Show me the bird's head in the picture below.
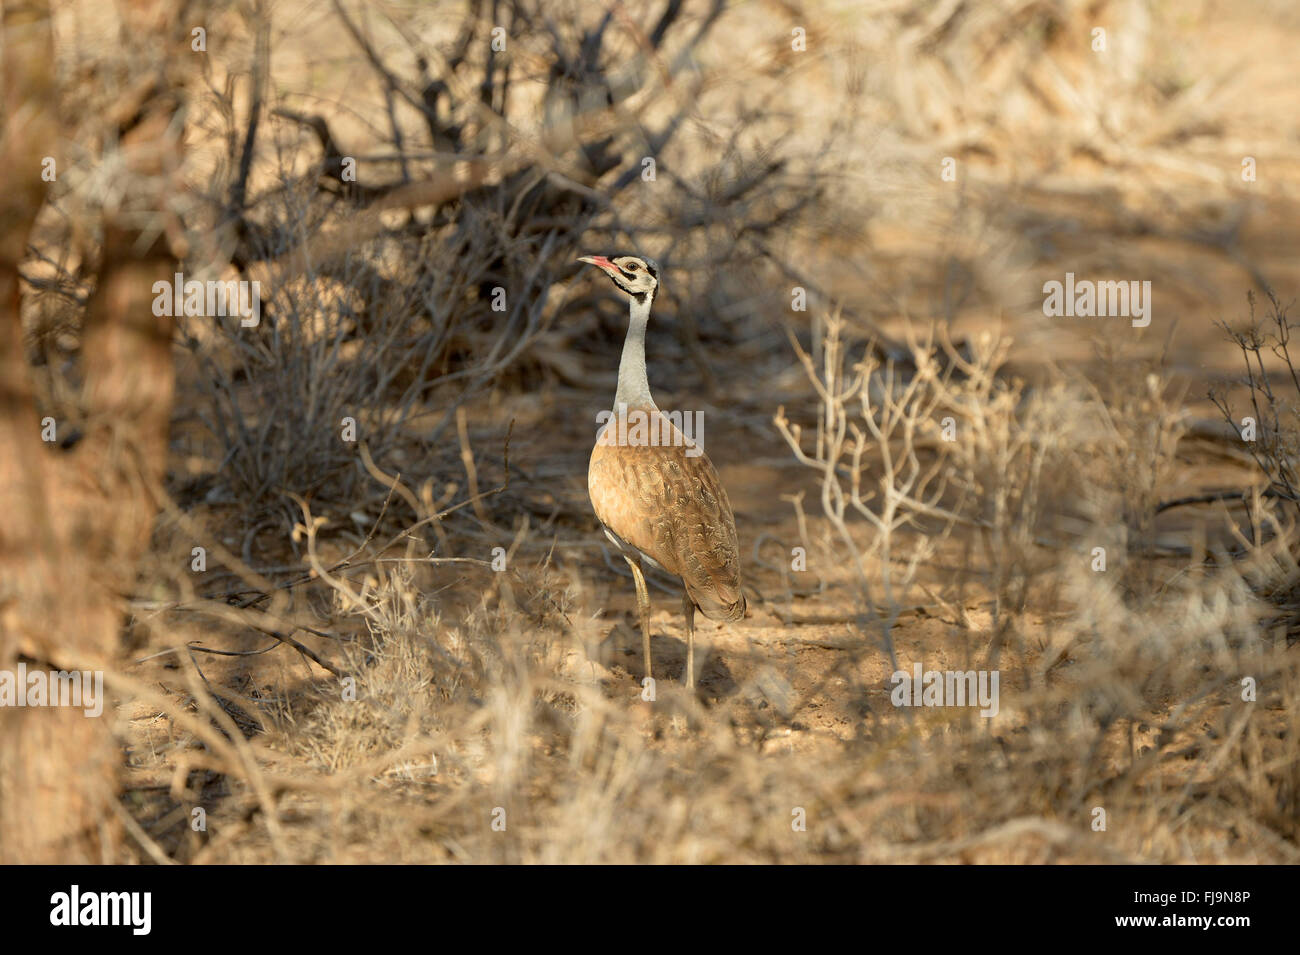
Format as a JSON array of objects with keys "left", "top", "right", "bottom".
[{"left": 577, "top": 253, "right": 660, "bottom": 305}]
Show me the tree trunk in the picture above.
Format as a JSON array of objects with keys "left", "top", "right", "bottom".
[{"left": 0, "top": 0, "right": 181, "bottom": 863}]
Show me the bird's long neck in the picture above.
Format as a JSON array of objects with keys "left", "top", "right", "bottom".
[{"left": 614, "top": 294, "right": 654, "bottom": 410}]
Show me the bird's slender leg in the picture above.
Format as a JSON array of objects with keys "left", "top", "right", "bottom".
[
  {"left": 682, "top": 590, "right": 696, "bottom": 690},
  {"left": 625, "top": 556, "right": 653, "bottom": 682}
]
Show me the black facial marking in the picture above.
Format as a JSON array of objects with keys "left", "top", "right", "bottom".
[{"left": 594, "top": 252, "right": 660, "bottom": 303}]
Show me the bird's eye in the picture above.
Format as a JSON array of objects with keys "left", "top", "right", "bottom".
[{"left": 626, "top": 262, "right": 639, "bottom": 271}]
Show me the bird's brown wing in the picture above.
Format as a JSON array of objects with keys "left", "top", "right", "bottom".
[{"left": 589, "top": 411, "right": 745, "bottom": 621}]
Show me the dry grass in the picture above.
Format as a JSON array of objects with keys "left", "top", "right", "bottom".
[{"left": 6, "top": 0, "right": 1299, "bottom": 864}]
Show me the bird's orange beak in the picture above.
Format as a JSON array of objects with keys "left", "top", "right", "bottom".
[{"left": 578, "top": 254, "right": 617, "bottom": 275}]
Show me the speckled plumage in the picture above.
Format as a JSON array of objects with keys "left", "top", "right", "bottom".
[{"left": 589, "top": 407, "right": 746, "bottom": 622}]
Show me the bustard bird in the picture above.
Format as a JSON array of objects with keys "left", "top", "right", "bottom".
[{"left": 579, "top": 253, "right": 746, "bottom": 689}]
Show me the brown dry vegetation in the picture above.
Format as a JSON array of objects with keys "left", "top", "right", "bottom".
[{"left": 3, "top": 0, "right": 1299, "bottom": 864}]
